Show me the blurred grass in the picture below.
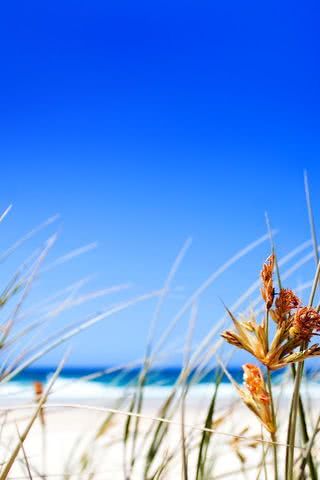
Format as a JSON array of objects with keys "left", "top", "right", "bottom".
[{"left": 0, "top": 176, "right": 320, "bottom": 479}]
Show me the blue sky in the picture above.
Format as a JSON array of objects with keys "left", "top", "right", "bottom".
[{"left": 0, "top": 1, "right": 320, "bottom": 366}]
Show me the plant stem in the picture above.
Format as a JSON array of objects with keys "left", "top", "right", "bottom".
[
  {"left": 267, "top": 368, "right": 278, "bottom": 480},
  {"left": 291, "top": 363, "right": 318, "bottom": 480},
  {"left": 286, "top": 358, "right": 304, "bottom": 480},
  {"left": 286, "top": 259, "right": 320, "bottom": 479},
  {"left": 265, "top": 309, "right": 278, "bottom": 480},
  {"left": 267, "top": 212, "right": 318, "bottom": 480},
  {"left": 180, "top": 386, "right": 188, "bottom": 480},
  {"left": 275, "top": 246, "right": 316, "bottom": 478},
  {"left": 260, "top": 427, "right": 268, "bottom": 480}
]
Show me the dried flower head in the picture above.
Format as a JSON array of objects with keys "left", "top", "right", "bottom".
[
  {"left": 221, "top": 253, "right": 320, "bottom": 370},
  {"left": 243, "top": 364, "right": 270, "bottom": 403},
  {"left": 221, "top": 309, "right": 268, "bottom": 364},
  {"left": 261, "top": 254, "right": 275, "bottom": 310},
  {"left": 33, "top": 381, "right": 43, "bottom": 397},
  {"left": 33, "top": 381, "right": 45, "bottom": 426},
  {"left": 238, "top": 364, "right": 275, "bottom": 433},
  {"left": 289, "top": 307, "right": 320, "bottom": 342},
  {"left": 221, "top": 301, "right": 320, "bottom": 370},
  {"left": 271, "top": 288, "right": 301, "bottom": 325}
]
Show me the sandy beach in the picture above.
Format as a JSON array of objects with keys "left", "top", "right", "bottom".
[{"left": 0, "top": 383, "right": 311, "bottom": 479}]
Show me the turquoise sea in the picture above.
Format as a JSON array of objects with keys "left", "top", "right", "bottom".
[{"left": 1, "top": 367, "right": 319, "bottom": 403}]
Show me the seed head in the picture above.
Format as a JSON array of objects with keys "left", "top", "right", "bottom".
[
  {"left": 261, "top": 254, "right": 275, "bottom": 310},
  {"left": 272, "top": 288, "right": 301, "bottom": 324},
  {"left": 33, "top": 381, "right": 45, "bottom": 425},
  {"left": 221, "top": 331, "right": 243, "bottom": 348},
  {"left": 276, "top": 288, "right": 300, "bottom": 314},
  {"left": 33, "top": 381, "right": 43, "bottom": 397},
  {"left": 239, "top": 364, "right": 275, "bottom": 432},
  {"left": 243, "top": 364, "right": 269, "bottom": 404},
  {"left": 289, "top": 307, "right": 320, "bottom": 343}
]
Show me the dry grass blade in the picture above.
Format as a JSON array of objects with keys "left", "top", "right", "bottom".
[
  {"left": 0, "top": 205, "right": 12, "bottom": 224},
  {"left": 1, "top": 281, "right": 132, "bottom": 378},
  {"left": 1, "top": 290, "right": 162, "bottom": 383},
  {"left": 142, "top": 339, "right": 223, "bottom": 479},
  {"left": 0, "top": 241, "right": 58, "bottom": 385},
  {"left": 3, "top": 178, "right": 320, "bottom": 480},
  {"left": 17, "top": 276, "right": 93, "bottom": 321},
  {"left": 0, "top": 353, "right": 67, "bottom": 480},
  {"left": 0, "top": 214, "right": 59, "bottom": 263},
  {"left": 304, "top": 170, "right": 319, "bottom": 266},
  {"left": 152, "top": 231, "right": 274, "bottom": 358},
  {"left": 122, "top": 238, "right": 192, "bottom": 478},
  {"left": 195, "top": 368, "right": 223, "bottom": 480},
  {"left": 298, "top": 413, "right": 320, "bottom": 480},
  {"left": 286, "top": 259, "right": 320, "bottom": 480},
  {"left": 15, "top": 425, "right": 33, "bottom": 480},
  {"left": 181, "top": 302, "right": 197, "bottom": 480},
  {"left": 41, "top": 241, "right": 98, "bottom": 273},
  {"left": 3, "top": 281, "right": 130, "bottom": 356},
  {"left": 188, "top": 240, "right": 311, "bottom": 371},
  {"left": 146, "top": 236, "right": 192, "bottom": 356},
  {"left": 1, "top": 403, "right": 308, "bottom": 451},
  {"left": 0, "top": 235, "right": 58, "bottom": 372},
  {"left": 143, "top": 388, "right": 178, "bottom": 479},
  {"left": 289, "top": 172, "right": 320, "bottom": 480},
  {"left": 266, "top": 213, "right": 317, "bottom": 480}
]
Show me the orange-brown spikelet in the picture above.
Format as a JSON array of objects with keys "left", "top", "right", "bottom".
[
  {"left": 222, "top": 254, "right": 320, "bottom": 370},
  {"left": 271, "top": 288, "right": 301, "bottom": 325},
  {"left": 221, "top": 308, "right": 268, "bottom": 364},
  {"left": 238, "top": 364, "right": 275, "bottom": 433},
  {"left": 221, "top": 298, "right": 320, "bottom": 370},
  {"left": 33, "top": 381, "right": 45, "bottom": 426},
  {"left": 289, "top": 307, "right": 320, "bottom": 343},
  {"left": 243, "top": 364, "right": 269, "bottom": 403},
  {"left": 261, "top": 254, "right": 275, "bottom": 310},
  {"left": 34, "top": 381, "right": 43, "bottom": 397}
]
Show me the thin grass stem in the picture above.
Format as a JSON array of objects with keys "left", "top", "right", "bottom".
[{"left": 266, "top": 215, "right": 317, "bottom": 480}]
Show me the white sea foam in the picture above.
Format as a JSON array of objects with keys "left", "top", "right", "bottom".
[
  {"left": 0, "top": 378, "right": 234, "bottom": 403},
  {"left": 1, "top": 378, "right": 320, "bottom": 404}
]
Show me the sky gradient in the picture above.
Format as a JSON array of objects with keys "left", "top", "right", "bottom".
[{"left": 1, "top": 1, "right": 320, "bottom": 366}]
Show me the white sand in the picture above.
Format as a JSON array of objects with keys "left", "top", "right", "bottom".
[{"left": 0, "top": 389, "right": 299, "bottom": 479}]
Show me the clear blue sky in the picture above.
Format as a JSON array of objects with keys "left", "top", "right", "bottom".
[{"left": 1, "top": 1, "right": 320, "bottom": 366}]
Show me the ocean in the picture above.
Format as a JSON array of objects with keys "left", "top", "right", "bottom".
[
  {"left": 0, "top": 366, "right": 239, "bottom": 402},
  {"left": 1, "top": 366, "right": 320, "bottom": 403}
]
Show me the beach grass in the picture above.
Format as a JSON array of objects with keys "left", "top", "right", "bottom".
[{"left": 1, "top": 174, "right": 320, "bottom": 478}]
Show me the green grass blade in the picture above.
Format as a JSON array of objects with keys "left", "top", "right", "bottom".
[{"left": 195, "top": 369, "right": 223, "bottom": 480}]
